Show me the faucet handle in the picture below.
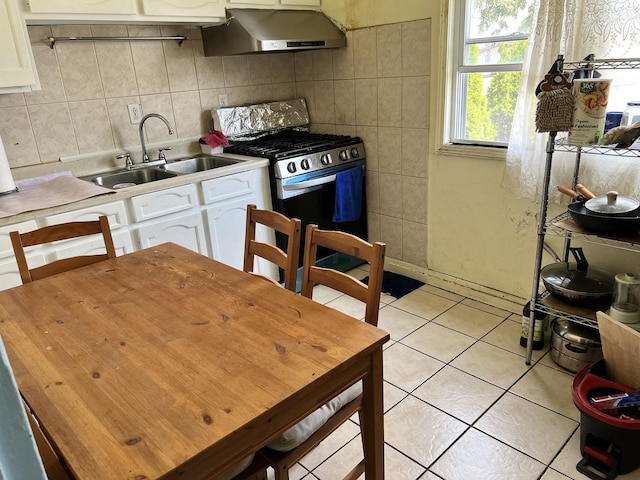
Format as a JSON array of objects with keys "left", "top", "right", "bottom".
[
  {"left": 116, "top": 153, "right": 133, "bottom": 169},
  {"left": 157, "top": 146, "right": 172, "bottom": 162}
]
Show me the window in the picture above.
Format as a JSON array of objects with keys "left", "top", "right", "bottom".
[{"left": 449, "top": 0, "right": 535, "bottom": 147}]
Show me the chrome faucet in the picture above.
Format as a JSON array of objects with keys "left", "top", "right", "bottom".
[{"left": 139, "top": 113, "right": 174, "bottom": 163}]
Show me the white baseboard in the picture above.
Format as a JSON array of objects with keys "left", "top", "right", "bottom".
[{"left": 384, "top": 258, "right": 525, "bottom": 315}]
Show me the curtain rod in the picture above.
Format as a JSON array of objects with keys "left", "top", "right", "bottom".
[{"left": 47, "top": 35, "right": 186, "bottom": 49}]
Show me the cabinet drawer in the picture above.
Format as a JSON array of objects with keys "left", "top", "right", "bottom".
[
  {"left": 49, "top": 229, "right": 134, "bottom": 261},
  {"left": 42, "top": 201, "right": 129, "bottom": 230},
  {"left": 0, "top": 252, "right": 45, "bottom": 291},
  {"left": 201, "top": 171, "right": 255, "bottom": 205},
  {"left": 134, "top": 211, "right": 207, "bottom": 255},
  {"left": 130, "top": 184, "right": 198, "bottom": 222},
  {"left": 140, "top": 0, "right": 224, "bottom": 17},
  {"left": 27, "top": 0, "right": 137, "bottom": 14},
  {"left": 0, "top": 220, "right": 39, "bottom": 259}
]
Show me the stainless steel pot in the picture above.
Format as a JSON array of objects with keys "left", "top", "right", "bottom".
[{"left": 550, "top": 318, "right": 602, "bottom": 372}]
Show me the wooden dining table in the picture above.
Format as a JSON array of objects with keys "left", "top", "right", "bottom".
[{"left": 0, "top": 242, "right": 389, "bottom": 480}]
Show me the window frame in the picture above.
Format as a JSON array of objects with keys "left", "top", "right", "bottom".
[{"left": 446, "top": 0, "right": 531, "bottom": 149}]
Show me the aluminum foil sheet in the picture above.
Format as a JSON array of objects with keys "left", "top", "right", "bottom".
[{"left": 214, "top": 98, "right": 310, "bottom": 140}]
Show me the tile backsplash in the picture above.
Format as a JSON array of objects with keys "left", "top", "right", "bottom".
[{"left": 0, "top": 19, "right": 431, "bottom": 267}]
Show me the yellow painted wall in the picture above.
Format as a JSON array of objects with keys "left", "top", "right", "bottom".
[{"left": 322, "top": 0, "right": 634, "bottom": 311}]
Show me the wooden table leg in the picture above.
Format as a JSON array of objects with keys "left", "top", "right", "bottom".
[{"left": 361, "top": 347, "right": 384, "bottom": 479}]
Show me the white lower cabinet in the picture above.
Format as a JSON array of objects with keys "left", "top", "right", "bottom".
[
  {"left": 201, "top": 168, "right": 277, "bottom": 278},
  {"left": 134, "top": 211, "right": 208, "bottom": 254},
  {"left": 0, "top": 166, "right": 274, "bottom": 290},
  {"left": 204, "top": 196, "right": 257, "bottom": 270},
  {"left": 0, "top": 219, "right": 43, "bottom": 290}
]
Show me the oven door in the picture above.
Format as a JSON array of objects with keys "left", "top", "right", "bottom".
[{"left": 274, "top": 161, "right": 368, "bottom": 283}]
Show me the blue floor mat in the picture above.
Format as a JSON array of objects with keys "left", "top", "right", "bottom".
[{"left": 362, "top": 271, "right": 425, "bottom": 299}]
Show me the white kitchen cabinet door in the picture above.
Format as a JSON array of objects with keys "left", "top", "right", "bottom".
[
  {"left": 0, "top": 252, "right": 45, "bottom": 291},
  {"left": 226, "top": 0, "right": 276, "bottom": 5},
  {"left": 204, "top": 196, "right": 257, "bottom": 270},
  {"left": 26, "top": 0, "right": 137, "bottom": 14},
  {"left": 0, "top": 219, "right": 38, "bottom": 259},
  {"left": 141, "top": 0, "right": 224, "bottom": 17},
  {"left": 0, "top": 0, "right": 38, "bottom": 90},
  {"left": 279, "top": 0, "right": 320, "bottom": 6},
  {"left": 42, "top": 200, "right": 129, "bottom": 230},
  {"left": 48, "top": 229, "right": 134, "bottom": 261},
  {"left": 135, "top": 211, "right": 208, "bottom": 256},
  {"left": 130, "top": 184, "right": 199, "bottom": 223},
  {"left": 201, "top": 171, "right": 255, "bottom": 205}
]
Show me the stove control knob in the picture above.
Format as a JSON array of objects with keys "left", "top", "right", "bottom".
[
  {"left": 287, "top": 162, "right": 297, "bottom": 174},
  {"left": 320, "top": 154, "right": 332, "bottom": 165},
  {"left": 338, "top": 150, "right": 349, "bottom": 161},
  {"left": 350, "top": 147, "right": 360, "bottom": 158},
  {"left": 301, "top": 158, "right": 311, "bottom": 170}
]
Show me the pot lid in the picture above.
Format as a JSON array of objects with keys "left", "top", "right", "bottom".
[
  {"left": 585, "top": 191, "right": 639, "bottom": 214},
  {"left": 543, "top": 262, "right": 615, "bottom": 295},
  {"left": 552, "top": 318, "right": 601, "bottom": 346},
  {"left": 542, "top": 248, "right": 615, "bottom": 295}
]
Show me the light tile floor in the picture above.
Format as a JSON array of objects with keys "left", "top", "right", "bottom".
[{"left": 272, "top": 268, "right": 640, "bottom": 480}]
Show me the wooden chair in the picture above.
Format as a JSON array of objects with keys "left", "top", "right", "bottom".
[
  {"left": 10, "top": 216, "right": 116, "bottom": 284},
  {"left": 243, "top": 204, "right": 301, "bottom": 292},
  {"left": 260, "top": 224, "right": 386, "bottom": 480}
]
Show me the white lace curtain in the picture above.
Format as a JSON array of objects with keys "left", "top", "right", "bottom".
[{"left": 502, "top": 0, "right": 640, "bottom": 203}]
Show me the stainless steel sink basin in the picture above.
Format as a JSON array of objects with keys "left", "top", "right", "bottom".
[
  {"left": 163, "top": 156, "right": 240, "bottom": 174},
  {"left": 82, "top": 168, "right": 178, "bottom": 189}
]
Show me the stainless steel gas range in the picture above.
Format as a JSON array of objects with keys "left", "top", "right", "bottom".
[{"left": 215, "top": 100, "right": 368, "bottom": 288}]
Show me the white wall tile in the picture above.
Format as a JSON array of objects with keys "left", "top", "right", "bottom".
[
  {"left": 28, "top": 103, "right": 78, "bottom": 162},
  {"left": 171, "top": 90, "right": 204, "bottom": 138},
  {"left": 69, "top": 99, "right": 115, "bottom": 154},
  {"left": 377, "top": 24, "right": 402, "bottom": 78},
  {"left": 0, "top": 107, "right": 39, "bottom": 167},
  {"left": 353, "top": 27, "right": 377, "bottom": 79}
]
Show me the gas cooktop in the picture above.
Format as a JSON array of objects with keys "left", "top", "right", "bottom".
[{"left": 224, "top": 131, "right": 363, "bottom": 160}]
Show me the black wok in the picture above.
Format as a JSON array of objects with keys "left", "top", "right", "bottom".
[
  {"left": 568, "top": 202, "right": 640, "bottom": 236},
  {"left": 541, "top": 247, "right": 615, "bottom": 307}
]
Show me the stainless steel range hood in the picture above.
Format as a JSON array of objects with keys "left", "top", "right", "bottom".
[{"left": 201, "top": 9, "right": 346, "bottom": 56}]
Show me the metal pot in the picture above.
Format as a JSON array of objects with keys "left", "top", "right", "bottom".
[
  {"left": 541, "top": 247, "right": 615, "bottom": 307},
  {"left": 550, "top": 318, "right": 602, "bottom": 372}
]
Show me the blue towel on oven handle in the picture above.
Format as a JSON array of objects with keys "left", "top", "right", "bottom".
[{"left": 332, "top": 165, "right": 363, "bottom": 223}]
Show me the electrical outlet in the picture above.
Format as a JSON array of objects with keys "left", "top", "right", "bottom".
[
  {"left": 127, "top": 104, "right": 142, "bottom": 124},
  {"left": 218, "top": 94, "right": 229, "bottom": 107}
]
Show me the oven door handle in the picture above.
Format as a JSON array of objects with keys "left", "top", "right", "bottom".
[{"left": 283, "top": 174, "right": 336, "bottom": 191}]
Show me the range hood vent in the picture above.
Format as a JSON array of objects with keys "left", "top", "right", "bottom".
[{"left": 201, "top": 8, "right": 346, "bottom": 56}]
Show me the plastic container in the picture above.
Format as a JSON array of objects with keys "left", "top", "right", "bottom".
[
  {"left": 519, "top": 301, "right": 547, "bottom": 350},
  {"left": 621, "top": 102, "right": 640, "bottom": 127},
  {"left": 572, "top": 359, "right": 640, "bottom": 479}
]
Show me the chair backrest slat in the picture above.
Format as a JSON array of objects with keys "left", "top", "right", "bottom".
[
  {"left": 243, "top": 204, "right": 301, "bottom": 291},
  {"left": 301, "top": 224, "right": 386, "bottom": 326},
  {"left": 10, "top": 216, "right": 116, "bottom": 284}
]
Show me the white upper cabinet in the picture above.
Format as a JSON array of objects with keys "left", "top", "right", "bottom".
[
  {"left": 20, "top": 0, "right": 225, "bottom": 24},
  {"left": 279, "top": 0, "right": 320, "bottom": 5},
  {"left": 226, "top": 0, "right": 321, "bottom": 6},
  {"left": 141, "top": 0, "right": 224, "bottom": 17},
  {"left": 26, "top": 0, "right": 137, "bottom": 14},
  {"left": 0, "top": 0, "right": 39, "bottom": 91}
]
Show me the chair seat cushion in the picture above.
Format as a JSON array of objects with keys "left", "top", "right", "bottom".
[
  {"left": 266, "top": 381, "right": 363, "bottom": 452},
  {"left": 214, "top": 454, "right": 255, "bottom": 480}
]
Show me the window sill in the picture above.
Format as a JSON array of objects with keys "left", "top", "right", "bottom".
[{"left": 436, "top": 143, "right": 507, "bottom": 162}]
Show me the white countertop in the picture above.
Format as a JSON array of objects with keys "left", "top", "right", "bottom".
[{"left": 0, "top": 152, "right": 268, "bottom": 227}]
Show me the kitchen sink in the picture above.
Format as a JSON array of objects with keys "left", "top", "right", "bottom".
[
  {"left": 163, "top": 156, "right": 240, "bottom": 174},
  {"left": 82, "top": 168, "right": 178, "bottom": 189}
]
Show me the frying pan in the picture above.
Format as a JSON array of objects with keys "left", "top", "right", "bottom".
[
  {"left": 557, "top": 185, "right": 640, "bottom": 236},
  {"left": 567, "top": 202, "right": 640, "bottom": 236},
  {"left": 541, "top": 247, "right": 615, "bottom": 306}
]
